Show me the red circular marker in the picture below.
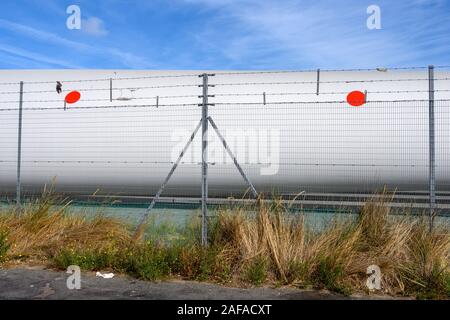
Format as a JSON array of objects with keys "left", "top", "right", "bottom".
[
  {"left": 346, "top": 91, "right": 366, "bottom": 107},
  {"left": 65, "top": 91, "right": 81, "bottom": 104}
]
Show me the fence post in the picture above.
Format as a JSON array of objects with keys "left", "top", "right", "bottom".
[
  {"left": 110, "top": 78, "right": 113, "bottom": 102},
  {"left": 316, "top": 68, "right": 320, "bottom": 95},
  {"left": 428, "top": 65, "right": 435, "bottom": 231},
  {"left": 201, "top": 73, "right": 209, "bottom": 247},
  {"left": 16, "top": 81, "right": 24, "bottom": 207}
]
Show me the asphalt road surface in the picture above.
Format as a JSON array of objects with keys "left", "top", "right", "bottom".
[{"left": 0, "top": 266, "right": 398, "bottom": 300}]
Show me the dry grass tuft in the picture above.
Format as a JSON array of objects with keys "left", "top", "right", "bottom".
[{"left": 0, "top": 191, "right": 132, "bottom": 260}]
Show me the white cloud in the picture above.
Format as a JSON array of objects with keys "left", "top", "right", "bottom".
[{"left": 82, "top": 17, "right": 108, "bottom": 37}]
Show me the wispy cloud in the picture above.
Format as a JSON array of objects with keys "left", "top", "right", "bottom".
[
  {"left": 0, "top": 17, "right": 152, "bottom": 68},
  {"left": 0, "top": 43, "right": 82, "bottom": 68},
  {"left": 179, "top": 0, "right": 450, "bottom": 68}
]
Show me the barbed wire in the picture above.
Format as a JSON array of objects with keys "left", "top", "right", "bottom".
[
  {"left": 0, "top": 73, "right": 198, "bottom": 86},
  {"left": 1, "top": 99, "right": 449, "bottom": 112},
  {"left": 0, "top": 66, "right": 448, "bottom": 87},
  {"left": 191, "top": 66, "right": 450, "bottom": 76},
  {"left": 0, "top": 83, "right": 200, "bottom": 95},
  {"left": 213, "top": 89, "right": 450, "bottom": 97},
  {"left": 0, "top": 77, "right": 447, "bottom": 95},
  {"left": 211, "top": 78, "right": 450, "bottom": 87},
  {"left": 0, "top": 94, "right": 200, "bottom": 104},
  {"left": 0, "top": 99, "right": 448, "bottom": 113},
  {"left": 213, "top": 99, "right": 450, "bottom": 105},
  {"left": 0, "top": 103, "right": 199, "bottom": 112},
  {"left": 2, "top": 89, "right": 448, "bottom": 104}
]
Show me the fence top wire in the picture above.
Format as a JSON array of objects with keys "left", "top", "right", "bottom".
[
  {"left": 0, "top": 72, "right": 199, "bottom": 86},
  {"left": 0, "top": 83, "right": 200, "bottom": 95},
  {"left": 212, "top": 65, "right": 450, "bottom": 76},
  {"left": 1, "top": 77, "right": 446, "bottom": 95},
  {"left": 0, "top": 65, "right": 449, "bottom": 87},
  {"left": 211, "top": 77, "right": 450, "bottom": 87}
]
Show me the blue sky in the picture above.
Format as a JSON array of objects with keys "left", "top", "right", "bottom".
[{"left": 0, "top": 0, "right": 448, "bottom": 69}]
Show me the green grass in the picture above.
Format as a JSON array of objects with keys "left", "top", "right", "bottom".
[
  {"left": 0, "top": 229, "right": 10, "bottom": 263},
  {"left": 313, "top": 257, "right": 351, "bottom": 296},
  {"left": 245, "top": 257, "right": 268, "bottom": 286}
]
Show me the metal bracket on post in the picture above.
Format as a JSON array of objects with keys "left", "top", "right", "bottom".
[
  {"left": 16, "top": 81, "right": 24, "bottom": 207},
  {"left": 428, "top": 65, "right": 436, "bottom": 231}
]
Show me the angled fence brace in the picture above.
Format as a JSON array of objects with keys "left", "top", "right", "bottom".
[
  {"left": 16, "top": 81, "right": 24, "bottom": 207},
  {"left": 207, "top": 116, "right": 258, "bottom": 198},
  {"left": 134, "top": 120, "right": 202, "bottom": 234}
]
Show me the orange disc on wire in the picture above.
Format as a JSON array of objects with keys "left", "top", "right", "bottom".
[
  {"left": 65, "top": 91, "right": 81, "bottom": 104},
  {"left": 346, "top": 91, "right": 365, "bottom": 107}
]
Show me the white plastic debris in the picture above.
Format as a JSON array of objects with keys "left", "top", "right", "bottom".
[{"left": 96, "top": 272, "right": 115, "bottom": 279}]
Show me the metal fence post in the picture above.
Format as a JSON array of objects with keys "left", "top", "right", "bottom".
[
  {"left": 316, "top": 68, "right": 320, "bottom": 95},
  {"left": 109, "top": 78, "right": 113, "bottom": 102},
  {"left": 428, "top": 65, "right": 436, "bottom": 231},
  {"left": 16, "top": 81, "right": 24, "bottom": 207},
  {"left": 201, "top": 73, "right": 209, "bottom": 247}
]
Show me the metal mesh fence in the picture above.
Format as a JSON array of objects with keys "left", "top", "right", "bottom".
[{"left": 0, "top": 67, "right": 449, "bottom": 220}]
